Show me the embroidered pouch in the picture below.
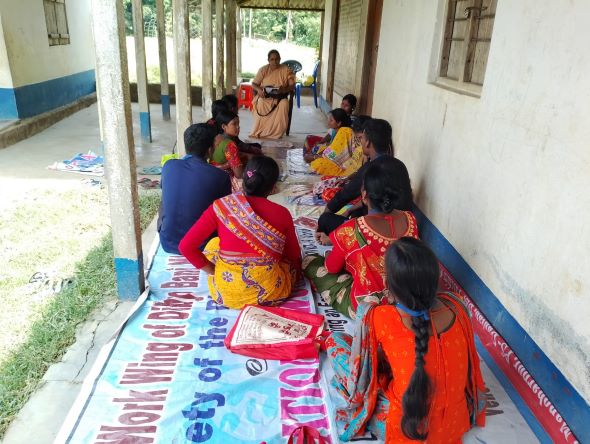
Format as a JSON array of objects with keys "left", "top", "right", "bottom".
[{"left": 225, "top": 305, "right": 325, "bottom": 360}]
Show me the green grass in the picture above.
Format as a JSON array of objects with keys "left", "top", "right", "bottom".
[{"left": 0, "top": 191, "right": 161, "bottom": 437}]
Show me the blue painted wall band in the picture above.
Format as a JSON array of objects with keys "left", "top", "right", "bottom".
[
  {"left": 161, "top": 94, "right": 170, "bottom": 121},
  {"left": 0, "top": 88, "right": 18, "bottom": 120},
  {"left": 139, "top": 111, "right": 152, "bottom": 143},
  {"left": 319, "top": 95, "right": 331, "bottom": 115},
  {"left": 1, "top": 69, "right": 96, "bottom": 119},
  {"left": 114, "top": 257, "right": 144, "bottom": 300},
  {"left": 413, "top": 205, "right": 589, "bottom": 442}
]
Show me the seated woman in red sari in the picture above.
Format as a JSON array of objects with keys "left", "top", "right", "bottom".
[
  {"left": 325, "top": 237, "right": 487, "bottom": 442},
  {"left": 179, "top": 156, "right": 301, "bottom": 309},
  {"left": 304, "top": 157, "right": 419, "bottom": 318}
]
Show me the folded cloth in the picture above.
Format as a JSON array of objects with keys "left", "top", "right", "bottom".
[
  {"left": 142, "top": 166, "right": 162, "bottom": 175},
  {"left": 48, "top": 151, "right": 104, "bottom": 175}
]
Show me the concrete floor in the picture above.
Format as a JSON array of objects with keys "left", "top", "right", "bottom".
[
  {"left": 0, "top": 96, "right": 326, "bottom": 444},
  {"left": 0, "top": 96, "right": 325, "bottom": 180}
]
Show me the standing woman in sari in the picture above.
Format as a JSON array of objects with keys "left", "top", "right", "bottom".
[
  {"left": 304, "top": 157, "right": 419, "bottom": 318},
  {"left": 249, "top": 50, "right": 295, "bottom": 139},
  {"left": 179, "top": 156, "right": 301, "bottom": 309},
  {"left": 325, "top": 237, "right": 486, "bottom": 442}
]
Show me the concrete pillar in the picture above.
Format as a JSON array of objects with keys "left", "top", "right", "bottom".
[
  {"left": 202, "top": 0, "right": 214, "bottom": 116},
  {"left": 236, "top": 6, "right": 242, "bottom": 77},
  {"left": 225, "top": 0, "right": 237, "bottom": 95},
  {"left": 96, "top": 73, "right": 104, "bottom": 155},
  {"left": 91, "top": 0, "right": 145, "bottom": 299},
  {"left": 172, "top": 0, "right": 192, "bottom": 156},
  {"left": 156, "top": 0, "right": 170, "bottom": 120},
  {"left": 215, "top": 0, "right": 224, "bottom": 99},
  {"left": 132, "top": 0, "right": 152, "bottom": 143}
]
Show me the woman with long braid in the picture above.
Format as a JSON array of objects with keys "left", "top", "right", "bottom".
[{"left": 324, "top": 237, "right": 486, "bottom": 442}]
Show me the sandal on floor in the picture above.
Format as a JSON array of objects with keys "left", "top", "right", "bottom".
[{"left": 139, "top": 179, "right": 160, "bottom": 189}]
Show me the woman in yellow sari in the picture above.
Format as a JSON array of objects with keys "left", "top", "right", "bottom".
[
  {"left": 249, "top": 50, "right": 296, "bottom": 139},
  {"left": 311, "top": 115, "right": 372, "bottom": 203},
  {"left": 304, "top": 108, "right": 355, "bottom": 177},
  {"left": 179, "top": 156, "right": 302, "bottom": 309}
]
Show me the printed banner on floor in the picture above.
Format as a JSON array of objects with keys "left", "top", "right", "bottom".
[{"left": 60, "top": 248, "right": 333, "bottom": 444}]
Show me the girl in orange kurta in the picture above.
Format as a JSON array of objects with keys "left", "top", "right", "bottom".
[
  {"left": 325, "top": 237, "right": 486, "bottom": 442},
  {"left": 250, "top": 50, "right": 295, "bottom": 139}
]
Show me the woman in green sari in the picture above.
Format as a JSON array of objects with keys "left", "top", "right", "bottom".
[{"left": 210, "top": 110, "right": 246, "bottom": 181}]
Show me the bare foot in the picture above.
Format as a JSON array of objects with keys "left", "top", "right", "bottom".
[
  {"left": 303, "top": 153, "right": 316, "bottom": 164},
  {"left": 316, "top": 232, "right": 332, "bottom": 246}
]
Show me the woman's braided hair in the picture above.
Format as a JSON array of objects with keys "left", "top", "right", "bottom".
[{"left": 385, "top": 237, "right": 440, "bottom": 440}]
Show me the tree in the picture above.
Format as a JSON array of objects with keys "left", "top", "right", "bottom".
[
  {"left": 291, "top": 11, "right": 321, "bottom": 48},
  {"left": 123, "top": 2, "right": 321, "bottom": 50}
]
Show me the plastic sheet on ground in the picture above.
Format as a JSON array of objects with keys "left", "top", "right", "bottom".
[{"left": 57, "top": 248, "right": 333, "bottom": 444}]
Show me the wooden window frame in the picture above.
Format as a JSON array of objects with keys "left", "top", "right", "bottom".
[
  {"left": 44, "top": 0, "right": 70, "bottom": 46},
  {"left": 433, "top": 0, "right": 496, "bottom": 97}
]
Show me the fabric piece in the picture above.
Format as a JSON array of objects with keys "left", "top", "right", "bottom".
[
  {"left": 211, "top": 136, "right": 242, "bottom": 169},
  {"left": 47, "top": 151, "right": 104, "bottom": 175},
  {"left": 326, "top": 303, "right": 388, "bottom": 441},
  {"left": 326, "top": 155, "right": 413, "bottom": 214},
  {"left": 250, "top": 64, "right": 294, "bottom": 139},
  {"left": 304, "top": 134, "right": 327, "bottom": 155},
  {"left": 310, "top": 127, "right": 355, "bottom": 176},
  {"left": 213, "top": 193, "right": 286, "bottom": 261},
  {"left": 325, "top": 212, "right": 419, "bottom": 314},
  {"left": 159, "top": 156, "right": 231, "bottom": 254},
  {"left": 179, "top": 194, "right": 301, "bottom": 272},
  {"left": 312, "top": 176, "right": 347, "bottom": 197},
  {"left": 204, "top": 237, "right": 296, "bottom": 309},
  {"left": 342, "top": 146, "right": 365, "bottom": 177},
  {"left": 303, "top": 254, "right": 355, "bottom": 319}
]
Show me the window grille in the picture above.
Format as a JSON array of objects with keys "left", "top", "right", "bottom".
[{"left": 439, "top": 0, "right": 496, "bottom": 90}]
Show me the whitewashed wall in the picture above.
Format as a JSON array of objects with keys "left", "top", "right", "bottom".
[
  {"left": 0, "top": 0, "right": 94, "bottom": 87},
  {"left": 372, "top": 0, "right": 590, "bottom": 402}
]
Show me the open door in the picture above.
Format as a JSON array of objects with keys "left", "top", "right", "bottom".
[
  {"left": 329, "top": 0, "right": 382, "bottom": 114},
  {"left": 359, "top": 0, "right": 383, "bottom": 115}
]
